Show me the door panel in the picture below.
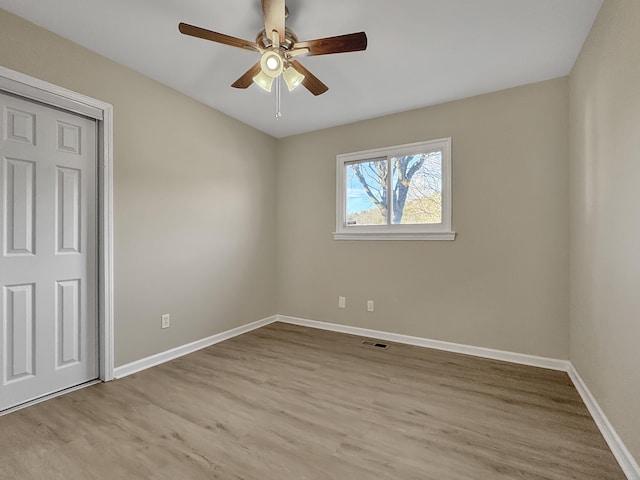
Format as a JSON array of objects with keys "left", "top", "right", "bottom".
[
  {"left": 3, "top": 157, "right": 35, "bottom": 255},
  {"left": 56, "top": 166, "right": 82, "bottom": 254},
  {"left": 0, "top": 92, "right": 97, "bottom": 410},
  {"left": 3, "top": 283, "right": 35, "bottom": 382},
  {"left": 5, "top": 107, "right": 35, "bottom": 145},
  {"left": 56, "top": 278, "right": 81, "bottom": 367}
]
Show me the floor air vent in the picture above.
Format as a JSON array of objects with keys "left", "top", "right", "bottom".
[{"left": 362, "top": 340, "right": 389, "bottom": 349}]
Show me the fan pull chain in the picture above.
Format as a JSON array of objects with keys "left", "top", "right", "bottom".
[{"left": 275, "top": 76, "right": 282, "bottom": 119}]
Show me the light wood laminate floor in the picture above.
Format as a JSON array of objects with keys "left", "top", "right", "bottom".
[{"left": 0, "top": 322, "right": 626, "bottom": 479}]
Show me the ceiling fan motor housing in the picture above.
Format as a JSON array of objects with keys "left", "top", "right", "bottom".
[{"left": 256, "top": 27, "right": 298, "bottom": 51}]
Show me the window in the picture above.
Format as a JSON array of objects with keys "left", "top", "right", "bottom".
[{"left": 334, "top": 138, "right": 455, "bottom": 240}]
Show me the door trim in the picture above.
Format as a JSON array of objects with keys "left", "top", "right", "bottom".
[{"left": 0, "top": 66, "right": 115, "bottom": 381}]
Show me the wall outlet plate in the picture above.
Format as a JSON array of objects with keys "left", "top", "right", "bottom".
[
  {"left": 338, "top": 296, "right": 346, "bottom": 308},
  {"left": 161, "top": 314, "right": 170, "bottom": 329}
]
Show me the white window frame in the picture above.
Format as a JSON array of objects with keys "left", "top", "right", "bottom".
[{"left": 334, "top": 138, "right": 455, "bottom": 241}]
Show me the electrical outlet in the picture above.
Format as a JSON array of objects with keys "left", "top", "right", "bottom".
[
  {"left": 161, "top": 314, "right": 171, "bottom": 329},
  {"left": 367, "top": 300, "right": 374, "bottom": 312},
  {"left": 338, "top": 296, "right": 346, "bottom": 308}
]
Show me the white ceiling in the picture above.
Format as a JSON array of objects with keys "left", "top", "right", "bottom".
[{"left": 1, "top": 0, "right": 602, "bottom": 138}]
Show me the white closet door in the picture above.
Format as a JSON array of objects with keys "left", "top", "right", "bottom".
[{"left": 0, "top": 91, "right": 97, "bottom": 411}]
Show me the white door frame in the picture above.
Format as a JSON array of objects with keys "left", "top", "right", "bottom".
[{"left": 0, "top": 66, "right": 115, "bottom": 381}]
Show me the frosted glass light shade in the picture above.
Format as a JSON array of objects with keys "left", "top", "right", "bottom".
[
  {"left": 260, "top": 51, "right": 284, "bottom": 78},
  {"left": 252, "top": 71, "right": 274, "bottom": 92},
  {"left": 283, "top": 66, "right": 305, "bottom": 91}
]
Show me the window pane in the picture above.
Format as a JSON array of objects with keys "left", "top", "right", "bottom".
[
  {"left": 345, "top": 159, "right": 388, "bottom": 226},
  {"left": 390, "top": 152, "right": 442, "bottom": 224}
]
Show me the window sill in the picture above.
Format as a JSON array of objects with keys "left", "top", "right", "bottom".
[{"left": 332, "top": 231, "right": 456, "bottom": 241}]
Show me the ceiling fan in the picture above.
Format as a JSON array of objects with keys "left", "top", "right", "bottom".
[{"left": 178, "top": 0, "right": 368, "bottom": 96}]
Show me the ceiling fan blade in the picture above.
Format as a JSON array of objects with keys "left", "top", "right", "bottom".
[
  {"left": 293, "top": 32, "right": 368, "bottom": 56},
  {"left": 261, "top": 0, "right": 286, "bottom": 44},
  {"left": 231, "top": 62, "right": 263, "bottom": 89},
  {"left": 178, "top": 23, "right": 261, "bottom": 53},
  {"left": 288, "top": 60, "right": 329, "bottom": 96}
]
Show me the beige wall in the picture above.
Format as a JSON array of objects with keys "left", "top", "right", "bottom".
[
  {"left": 0, "top": 9, "right": 278, "bottom": 366},
  {"left": 570, "top": 0, "right": 640, "bottom": 462},
  {"left": 277, "top": 78, "right": 570, "bottom": 359}
]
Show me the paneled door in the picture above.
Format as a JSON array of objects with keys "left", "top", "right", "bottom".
[{"left": 0, "top": 91, "right": 97, "bottom": 411}]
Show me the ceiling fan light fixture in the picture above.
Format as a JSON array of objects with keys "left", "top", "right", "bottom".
[
  {"left": 252, "top": 70, "right": 274, "bottom": 92},
  {"left": 283, "top": 65, "right": 305, "bottom": 91},
  {"left": 260, "top": 50, "right": 284, "bottom": 78}
]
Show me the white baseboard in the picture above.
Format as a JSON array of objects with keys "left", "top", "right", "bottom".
[
  {"left": 113, "top": 315, "right": 277, "bottom": 379},
  {"left": 568, "top": 365, "right": 640, "bottom": 480},
  {"left": 276, "top": 315, "right": 571, "bottom": 371}
]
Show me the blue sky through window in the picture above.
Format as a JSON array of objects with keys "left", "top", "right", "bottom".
[{"left": 346, "top": 160, "right": 385, "bottom": 215}]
